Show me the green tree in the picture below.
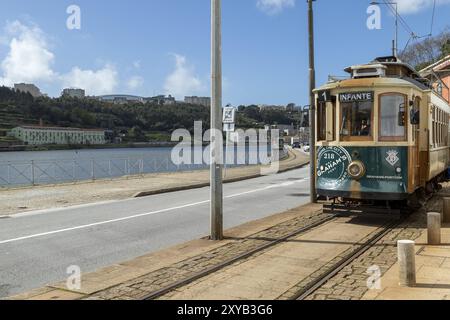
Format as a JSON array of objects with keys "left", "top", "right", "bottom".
[{"left": 400, "top": 28, "right": 450, "bottom": 70}]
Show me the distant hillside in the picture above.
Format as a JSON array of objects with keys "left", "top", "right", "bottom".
[{"left": 0, "top": 87, "right": 298, "bottom": 143}]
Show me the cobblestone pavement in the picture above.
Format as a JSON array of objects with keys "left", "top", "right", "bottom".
[
  {"left": 298, "top": 194, "right": 444, "bottom": 301},
  {"left": 85, "top": 208, "right": 329, "bottom": 300}
]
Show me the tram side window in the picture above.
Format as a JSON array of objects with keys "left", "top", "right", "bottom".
[
  {"left": 439, "top": 110, "right": 442, "bottom": 146},
  {"left": 446, "top": 113, "right": 449, "bottom": 146},
  {"left": 340, "top": 101, "right": 372, "bottom": 139},
  {"left": 379, "top": 94, "right": 406, "bottom": 141},
  {"left": 438, "top": 109, "right": 440, "bottom": 146},
  {"left": 432, "top": 108, "right": 436, "bottom": 147},
  {"left": 436, "top": 109, "right": 449, "bottom": 148}
]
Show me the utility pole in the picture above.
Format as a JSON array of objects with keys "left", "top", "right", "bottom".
[
  {"left": 210, "top": 0, "right": 223, "bottom": 240},
  {"left": 308, "top": 0, "right": 317, "bottom": 203},
  {"left": 394, "top": 3, "right": 398, "bottom": 57}
]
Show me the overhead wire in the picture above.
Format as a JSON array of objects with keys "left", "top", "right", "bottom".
[
  {"left": 381, "top": 0, "right": 439, "bottom": 53},
  {"left": 430, "top": 0, "right": 437, "bottom": 37},
  {"left": 381, "top": 0, "right": 416, "bottom": 38}
]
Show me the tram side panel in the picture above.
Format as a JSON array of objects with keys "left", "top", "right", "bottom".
[{"left": 427, "top": 94, "right": 450, "bottom": 183}]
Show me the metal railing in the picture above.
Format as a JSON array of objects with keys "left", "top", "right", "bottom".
[
  {"left": 0, "top": 156, "right": 207, "bottom": 188},
  {"left": 0, "top": 148, "right": 284, "bottom": 189}
]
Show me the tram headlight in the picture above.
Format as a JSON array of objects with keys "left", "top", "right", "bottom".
[{"left": 348, "top": 161, "right": 366, "bottom": 180}]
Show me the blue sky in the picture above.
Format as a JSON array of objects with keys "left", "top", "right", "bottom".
[{"left": 0, "top": 0, "right": 449, "bottom": 106}]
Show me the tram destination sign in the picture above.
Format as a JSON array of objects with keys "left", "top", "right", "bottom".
[{"left": 339, "top": 91, "right": 374, "bottom": 103}]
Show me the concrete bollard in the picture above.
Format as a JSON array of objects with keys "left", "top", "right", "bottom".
[
  {"left": 398, "top": 240, "right": 416, "bottom": 287},
  {"left": 444, "top": 198, "right": 450, "bottom": 223},
  {"left": 428, "top": 212, "right": 442, "bottom": 245}
]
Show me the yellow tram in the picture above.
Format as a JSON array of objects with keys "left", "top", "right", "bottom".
[{"left": 313, "top": 56, "right": 450, "bottom": 204}]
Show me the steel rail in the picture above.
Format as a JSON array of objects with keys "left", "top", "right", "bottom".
[
  {"left": 293, "top": 217, "right": 406, "bottom": 300},
  {"left": 142, "top": 212, "right": 338, "bottom": 300}
]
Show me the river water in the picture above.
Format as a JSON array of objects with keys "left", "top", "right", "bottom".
[{"left": 0, "top": 146, "right": 269, "bottom": 187}]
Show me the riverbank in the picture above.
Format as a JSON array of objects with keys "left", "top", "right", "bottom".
[
  {"left": 0, "top": 142, "right": 180, "bottom": 153},
  {"left": 0, "top": 140, "right": 263, "bottom": 152},
  {"left": 0, "top": 149, "right": 309, "bottom": 216}
]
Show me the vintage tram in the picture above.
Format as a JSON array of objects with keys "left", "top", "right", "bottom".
[{"left": 313, "top": 56, "right": 450, "bottom": 205}]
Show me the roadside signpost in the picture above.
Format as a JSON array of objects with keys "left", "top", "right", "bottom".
[
  {"left": 223, "top": 107, "right": 236, "bottom": 130},
  {"left": 223, "top": 106, "right": 236, "bottom": 178}
]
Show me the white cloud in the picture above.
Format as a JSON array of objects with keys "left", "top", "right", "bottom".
[
  {"left": 164, "top": 54, "right": 205, "bottom": 99},
  {"left": 126, "top": 75, "right": 144, "bottom": 91},
  {"left": 257, "top": 0, "right": 295, "bottom": 15},
  {"left": 396, "top": 0, "right": 450, "bottom": 15},
  {"left": 133, "top": 60, "right": 141, "bottom": 69},
  {"left": 62, "top": 65, "right": 118, "bottom": 96},
  {"left": 0, "top": 20, "right": 120, "bottom": 96},
  {"left": 0, "top": 21, "right": 55, "bottom": 86}
]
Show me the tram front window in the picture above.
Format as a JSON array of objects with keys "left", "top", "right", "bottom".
[{"left": 340, "top": 101, "right": 372, "bottom": 139}]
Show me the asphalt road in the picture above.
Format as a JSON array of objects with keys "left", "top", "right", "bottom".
[{"left": 0, "top": 166, "right": 311, "bottom": 298}]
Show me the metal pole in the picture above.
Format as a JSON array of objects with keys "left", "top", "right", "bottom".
[
  {"left": 394, "top": 3, "right": 398, "bottom": 57},
  {"left": 308, "top": 0, "right": 317, "bottom": 203},
  {"left": 31, "top": 160, "right": 35, "bottom": 186},
  {"left": 224, "top": 131, "right": 229, "bottom": 178},
  {"left": 210, "top": 0, "right": 224, "bottom": 240},
  {"left": 7, "top": 162, "right": 11, "bottom": 186},
  {"left": 370, "top": 2, "right": 399, "bottom": 56},
  {"left": 91, "top": 159, "right": 95, "bottom": 180}
]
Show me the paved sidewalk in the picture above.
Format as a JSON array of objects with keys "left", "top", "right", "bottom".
[
  {"left": 0, "top": 149, "right": 308, "bottom": 216},
  {"left": 362, "top": 224, "right": 450, "bottom": 300}
]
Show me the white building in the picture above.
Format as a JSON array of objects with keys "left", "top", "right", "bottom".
[
  {"left": 258, "top": 105, "right": 286, "bottom": 111},
  {"left": 14, "top": 83, "right": 43, "bottom": 98},
  {"left": 62, "top": 88, "right": 86, "bottom": 99},
  {"left": 98, "top": 95, "right": 144, "bottom": 104},
  {"left": 145, "top": 95, "right": 176, "bottom": 105},
  {"left": 8, "top": 126, "right": 106, "bottom": 146},
  {"left": 265, "top": 124, "right": 298, "bottom": 136},
  {"left": 184, "top": 96, "right": 211, "bottom": 107}
]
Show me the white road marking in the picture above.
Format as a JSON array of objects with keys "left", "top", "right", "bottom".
[
  {"left": 0, "top": 178, "right": 308, "bottom": 245},
  {"left": 10, "top": 200, "right": 121, "bottom": 218},
  {"left": 0, "top": 200, "right": 208, "bottom": 245}
]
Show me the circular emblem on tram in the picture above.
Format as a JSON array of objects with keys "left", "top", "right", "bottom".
[{"left": 317, "top": 147, "right": 352, "bottom": 189}]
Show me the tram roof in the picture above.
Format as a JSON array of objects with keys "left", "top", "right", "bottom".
[
  {"left": 315, "top": 56, "right": 431, "bottom": 92},
  {"left": 314, "top": 75, "right": 430, "bottom": 92},
  {"left": 344, "top": 56, "right": 419, "bottom": 76}
]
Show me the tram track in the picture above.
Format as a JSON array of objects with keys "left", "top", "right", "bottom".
[
  {"left": 140, "top": 209, "right": 409, "bottom": 301},
  {"left": 291, "top": 216, "right": 407, "bottom": 300},
  {"left": 141, "top": 211, "right": 339, "bottom": 300}
]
